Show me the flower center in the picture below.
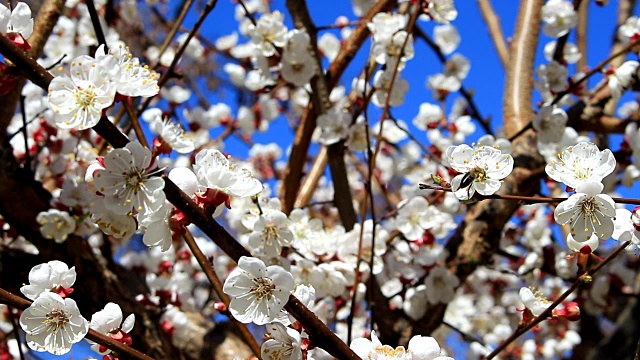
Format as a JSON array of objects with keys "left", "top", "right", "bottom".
[
  {"left": 374, "top": 345, "right": 406, "bottom": 358},
  {"left": 289, "top": 61, "right": 304, "bottom": 72},
  {"left": 251, "top": 277, "right": 275, "bottom": 301},
  {"left": 74, "top": 87, "right": 97, "bottom": 108},
  {"left": 469, "top": 167, "right": 487, "bottom": 182},
  {"left": 580, "top": 197, "right": 597, "bottom": 216},
  {"left": 572, "top": 161, "right": 592, "bottom": 180},
  {"left": 264, "top": 223, "right": 280, "bottom": 246},
  {"left": 45, "top": 309, "right": 70, "bottom": 332},
  {"left": 432, "top": 275, "right": 447, "bottom": 289},
  {"left": 124, "top": 171, "right": 145, "bottom": 190}
]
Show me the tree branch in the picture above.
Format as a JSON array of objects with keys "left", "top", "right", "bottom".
[
  {"left": 279, "top": 0, "right": 394, "bottom": 215},
  {"left": 286, "top": 0, "right": 357, "bottom": 230},
  {"left": 503, "top": 0, "right": 543, "bottom": 138},
  {"left": 476, "top": 0, "right": 509, "bottom": 68}
]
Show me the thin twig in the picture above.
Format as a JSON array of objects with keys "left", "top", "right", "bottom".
[
  {"left": 412, "top": 26, "right": 492, "bottom": 134},
  {"left": 508, "top": 36, "right": 640, "bottom": 142},
  {"left": 19, "top": 96, "right": 30, "bottom": 174},
  {"left": 486, "top": 240, "right": 632, "bottom": 359},
  {"left": 182, "top": 228, "right": 261, "bottom": 358},
  {"left": 138, "top": 0, "right": 220, "bottom": 116},
  {"left": 7, "top": 306, "right": 25, "bottom": 360},
  {"left": 286, "top": 0, "right": 358, "bottom": 230},
  {"left": 317, "top": 20, "right": 363, "bottom": 31},
  {"left": 552, "top": 0, "right": 582, "bottom": 63},
  {"left": 419, "top": 183, "right": 640, "bottom": 205},
  {"left": 152, "top": 0, "right": 195, "bottom": 68},
  {"left": 279, "top": 0, "right": 394, "bottom": 214},
  {"left": 86, "top": 0, "right": 108, "bottom": 51},
  {"left": 123, "top": 100, "right": 150, "bottom": 149},
  {"left": 576, "top": 0, "right": 588, "bottom": 72},
  {"left": 347, "top": 62, "right": 375, "bottom": 344}
]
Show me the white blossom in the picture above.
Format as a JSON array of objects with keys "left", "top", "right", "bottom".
[
  {"left": 95, "top": 44, "right": 159, "bottom": 97},
  {"left": 261, "top": 322, "right": 302, "bottom": 360},
  {"left": 609, "top": 61, "right": 639, "bottom": 99},
  {"left": 0, "top": 2, "right": 33, "bottom": 38},
  {"left": 423, "top": 266, "right": 459, "bottom": 305},
  {"left": 372, "top": 69, "right": 409, "bottom": 108},
  {"left": 433, "top": 24, "right": 460, "bottom": 55},
  {"left": 554, "top": 182, "right": 616, "bottom": 242},
  {"left": 545, "top": 142, "right": 616, "bottom": 189},
  {"left": 519, "top": 287, "right": 551, "bottom": 317},
  {"left": 447, "top": 144, "right": 514, "bottom": 200},
  {"left": 36, "top": 209, "right": 76, "bottom": 243},
  {"left": 20, "top": 261, "right": 76, "bottom": 301},
  {"left": 223, "top": 256, "right": 295, "bottom": 325},
  {"left": 93, "top": 142, "right": 166, "bottom": 220},
  {"left": 48, "top": 55, "right": 116, "bottom": 130},
  {"left": 88, "top": 302, "right": 135, "bottom": 355},
  {"left": 248, "top": 11, "right": 288, "bottom": 57},
  {"left": 19, "top": 292, "right": 89, "bottom": 355},
  {"left": 533, "top": 104, "right": 568, "bottom": 144},
  {"left": 248, "top": 209, "right": 294, "bottom": 257},
  {"left": 350, "top": 331, "right": 453, "bottom": 360},
  {"left": 542, "top": 0, "right": 577, "bottom": 38},
  {"left": 427, "top": 0, "right": 458, "bottom": 24}
]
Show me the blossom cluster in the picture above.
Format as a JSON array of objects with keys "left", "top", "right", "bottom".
[
  {"left": 2, "top": 0, "right": 640, "bottom": 359},
  {"left": 14, "top": 260, "right": 134, "bottom": 357}
]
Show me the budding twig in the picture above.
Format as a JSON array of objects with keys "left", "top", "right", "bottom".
[{"left": 485, "top": 240, "right": 632, "bottom": 359}]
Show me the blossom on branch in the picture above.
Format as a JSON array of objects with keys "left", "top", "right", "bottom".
[
  {"left": 19, "top": 292, "right": 89, "bottom": 355},
  {"left": 20, "top": 261, "right": 76, "bottom": 301},
  {"left": 261, "top": 322, "right": 303, "bottom": 360},
  {"left": 446, "top": 144, "right": 514, "bottom": 200},
  {"left": 350, "top": 331, "right": 453, "bottom": 360},
  {"left": 554, "top": 182, "right": 616, "bottom": 242},
  {"left": 545, "top": 142, "right": 616, "bottom": 189},
  {"left": 88, "top": 302, "right": 135, "bottom": 355},
  {"left": 0, "top": 2, "right": 33, "bottom": 39},
  {"left": 222, "top": 256, "right": 294, "bottom": 325},
  {"left": 92, "top": 142, "right": 166, "bottom": 220},
  {"left": 47, "top": 55, "right": 116, "bottom": 130},
  {"left": 36, "top": 209, "right": 76, "bottom": 243}
]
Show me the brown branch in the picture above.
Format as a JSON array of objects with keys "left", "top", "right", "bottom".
[
  {"left": 152, "top": 0, "right": 195, "bottom": 68},
  {"left": 503, "top": 0, "right": 543, "bottom": 138},
  {"left": 182, "top": 228, "right": 261, "bottom": 358},
  {"left": 279, "top": 0, "right": 394, "bottom": 215},
  {"left": 0, "top": 0, "right": 66, "bottom": 133},
  {"left": 476, "top": 0, "right": 509, "bottom": 68},
  {"left": 286, "top": 0, "right": 357, "bottom": 230},
  {"left": 509, "top": 36, "right": 640, "bottom": 142},
  {"left": 0, "top": 288, "right": 156, "bottom": 360},
  {"left": 419, "top": 183, "right": 640, "bottom": 205},
  {"left": 293, "top": 146, "right": 327, "bottom": 209},
  {"left": 486, "top": 240, "right": 632, "bottom": 359},
  {"left": 123, "top": 100, "right": 150, "bottom": 149},
  {"left": 576, "top": 0, "right": 588, "bottom": 72}
]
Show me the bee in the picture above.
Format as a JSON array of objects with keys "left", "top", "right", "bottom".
[{"left": 458, "top": 167, "right": 486, "bottom": 200}]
